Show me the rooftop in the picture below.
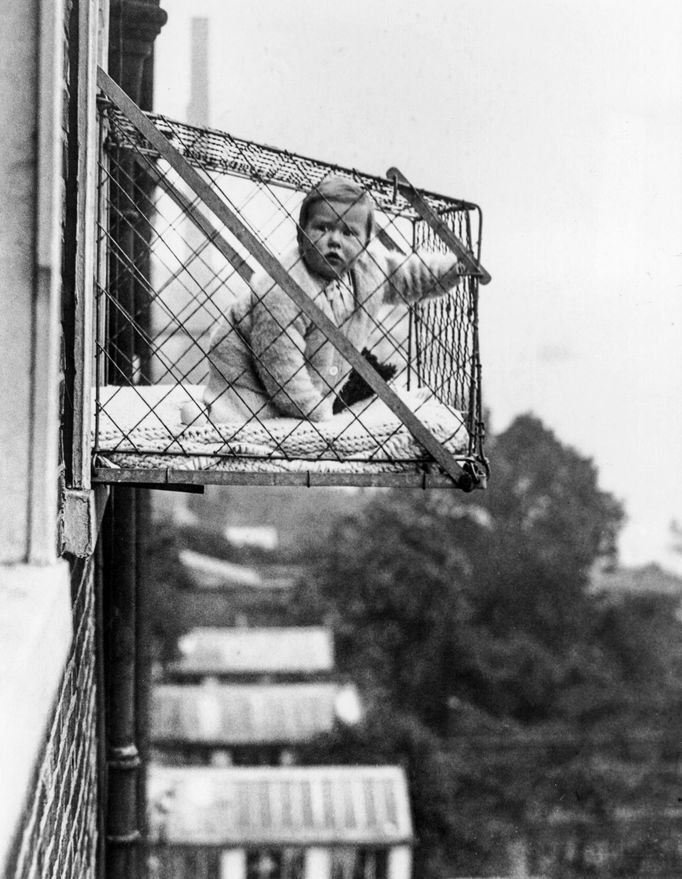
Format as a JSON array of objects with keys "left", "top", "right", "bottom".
[
  {"left": 148, "top": 765, "right": 413, "bottom": 846},
  {"left": 151, "top": 682, "right": 356, "bottom": 745},
  {"left": 591, "top": 563, "right": 682, "bottom": 596},
  {"left": 179, "top": 549, "right": 303, "bottom": 592},
  {"left": 179, "top": 549, "right": 261, "bottom": 589},
  {"left": 170, "top": 626, "right": 335, "bottom": 677}
]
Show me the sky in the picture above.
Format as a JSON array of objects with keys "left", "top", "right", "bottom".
[{"left": 154, "top": 0, "right": 682, "bottom": 573}]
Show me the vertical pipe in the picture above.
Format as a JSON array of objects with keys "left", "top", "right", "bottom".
[
  {"left": 95, "top": 497, "right": 109, "bottom": 879},
  {"left": 133, "top": 42, "right": 158, "bottom": 865},
  {"left": 104, "top": 8, "right": 166, "bottom": 879},
  {"left": 104, "top": 486, "right": 140, "bottom": 879},
  {"left": 135, "top": 487, "right": 152, "bottom": 841}
]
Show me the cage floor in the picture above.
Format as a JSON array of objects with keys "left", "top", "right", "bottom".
[{"left": 92, "top": 385, "right": 471, "bottom": 487}]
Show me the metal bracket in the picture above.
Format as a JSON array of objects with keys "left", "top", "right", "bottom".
[
  {"left": 62, "top": 486, "right": 109, "bottom": 557},
  {"left": 62, "top": 489, "right": 96, "bottom": 557}
]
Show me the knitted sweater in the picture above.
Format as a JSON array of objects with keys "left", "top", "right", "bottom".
[{"left": 204, "top": 245, "right": 460, "bottom": 422}]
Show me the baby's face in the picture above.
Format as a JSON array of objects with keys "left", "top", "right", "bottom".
[{"left": 300, "top": 199, "right": 370, "bottom": 280}]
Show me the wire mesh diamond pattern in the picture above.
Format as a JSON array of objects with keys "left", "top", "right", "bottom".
[{"left": 92, "top": 103, "right": 487, "bottom": 487}]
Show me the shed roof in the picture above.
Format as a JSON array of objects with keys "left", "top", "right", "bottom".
[
  {"left": 151, "top": 682, "right": 347, "bottom": 746},
  {"left": 590, "top": 563, "right": 682, "bottom": 596},
  {"left": 179, "top": 550, "right": 303, "bottom": 592},
  {"left": 179, "top": 550, "right": 262, "bottom": 589},
  {"left": 148, "top": 765, "right": 413, "bottom": 846},
  {"left": 170, "top": 627, "right": 335, "bottom": 677}
]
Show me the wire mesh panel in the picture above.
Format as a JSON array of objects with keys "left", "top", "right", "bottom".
[{"left": 92, "top": 91, "right": 488, "bottom": 489}]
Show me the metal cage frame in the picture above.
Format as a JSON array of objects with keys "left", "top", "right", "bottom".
[{"left": 87, "top": 69, "right": 489, "bottom": 491}]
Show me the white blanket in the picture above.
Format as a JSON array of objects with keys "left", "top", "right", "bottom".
[{"left": 94, "top": 384, "right": 469, "bottom": 473}]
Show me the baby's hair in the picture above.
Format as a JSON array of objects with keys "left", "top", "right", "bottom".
[{"left": 298, "top": 177, "right": 375, "bottom": 243}]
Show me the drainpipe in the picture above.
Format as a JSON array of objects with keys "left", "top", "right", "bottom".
[
  {"left": 104, "top": 3, "right": 166, "bottom": 879},
  {"left": 103, "top": 488, "right": 140, "bottom": 879}
]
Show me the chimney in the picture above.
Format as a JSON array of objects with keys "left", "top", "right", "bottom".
[{"left": 187, "top": 17, "right": 210, "bottom": 126}]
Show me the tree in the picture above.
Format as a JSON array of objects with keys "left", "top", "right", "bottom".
[
  {"left": 300, "top": 702, "right": 512, "bottom": 879},
  {"left": 292, "top": 488, "right": 478, "bottom": 730},
  {"left": 290, "top": 414, "right": 682, "bottom": 876},
  {"left": 296, "top": 414, "right": 625, "bottom": 728},
  {"left": 139, "top": 514, "right": 196, "bottom": 662},
  {"left": 471, "top": 414, "right": 624, "bottom": 648}
]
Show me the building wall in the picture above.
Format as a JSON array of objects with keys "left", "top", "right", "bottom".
[
  {"left": 0, "top": 0, "right": 105, "bottom": 873},
  {"left": 7, "top": 560, "right": 100, "bottom": 879},
  {"left": 0, "top": 0, "right": 47, "bottom": 560},
  {"left": 147, "top": 845, "right": 410, "bottom": 879}
]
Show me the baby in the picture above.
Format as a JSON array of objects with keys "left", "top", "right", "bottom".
[{"left": 184, "top": 177, "right": 463, "bottom": 425}]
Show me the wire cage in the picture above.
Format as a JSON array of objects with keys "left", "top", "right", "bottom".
[{"left": 91, "top": 72, "right": 488, "bottom": 490}]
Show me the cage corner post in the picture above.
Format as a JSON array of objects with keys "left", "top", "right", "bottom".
[{"left": 102, "top": 2, "right": 167, "bottom": 878}]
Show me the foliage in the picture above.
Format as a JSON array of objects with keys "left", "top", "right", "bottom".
[
  {"left": 292, "top": 489, "right": 476, "bottom": 729},
  {"left": 183, "top": 485, "right": 368, "bottom": 559},
  {"left": 290, "top": 413, "right": 682, "bottom": 877},
  {"left": 300, "top": 702, "right": 511, "bottom": 878},
  {"left": 470, "top": 414, "right": 624, "bottom": 648},
  {"left": 138, "top": 513, "right": 195, "bottom": 662}
]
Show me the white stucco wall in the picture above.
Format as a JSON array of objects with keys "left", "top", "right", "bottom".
[
  {"left": 0, "top": 0, "right": 40, "bottom": 560},
  {"left": 0, "top": 0, "right": 66, "bottom": 564}
]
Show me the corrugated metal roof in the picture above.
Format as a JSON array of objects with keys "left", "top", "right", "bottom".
[
  {"left": 151, "top": 683, "right": 346, "bottom": 745},
  {"left": 170, "top": 627, "right": 335, "bottom": 676},
  {"left": 224, "top": 526, "right": 279, "bottom": 550},
  {"left": 179, "top": 550, "right": 262, "bottom": 589},
  {"left": 148, "top": 765, "right": 413, "bottom": 846},
  {"left": 179, "top": 550, "right": 303, "bottom": 592},
  {"left": 590, "top": 563, "right": 682, "bottom": 596}
]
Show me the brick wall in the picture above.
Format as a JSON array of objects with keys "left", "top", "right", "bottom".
[
  {"left": 1, "top": 0, "right": 102, "bottom": 873},
  {"left": 8, "top": 561, "right": 100, "bottom": 879},
  {"left": 10, "top": 5, "right": 102, "bottom": 866}
]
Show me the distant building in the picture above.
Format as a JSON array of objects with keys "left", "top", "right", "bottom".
[
  {"left": 150, "top": 681, "right": 362, "bottom": 765},
  {"left": 180, "top": 549, "right": 263, "bottom": 589},
  {"left": 178, "top": 550, "right": 304, "bottom": 626},
  {"left": 180, "top": 549, "right": 304, "bottom": 627},
  {"left": 147, "top": 764, "right": 413, "bottom": 879},
  {"left": 590, "top": 562, "right": 682, "bottom": 597},
  {"left": 167, "top": 626, "right": 335, "bottom": 683},
  {"left": 225, "top": 525, "right": 279, "bottom": 551}
]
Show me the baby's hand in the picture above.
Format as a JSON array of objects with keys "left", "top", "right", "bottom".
[
  {"left": 389, "top": 254, "right": 464, "bottom": 301},
  {"left": 405, "top": 256, "right": 460, "bottom": 297}
]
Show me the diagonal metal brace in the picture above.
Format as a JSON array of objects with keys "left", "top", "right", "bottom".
[
  {"left": 97, "top": 67, "right": 474, "bottom": 488},
  {"left": 387, "top": 166, "right": 491, "bottom": 285}
]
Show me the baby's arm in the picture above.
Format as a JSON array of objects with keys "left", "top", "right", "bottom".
[
  {"left": 250, "top": 287, "right": 333, "bottom": 421},
  {"left": 381, "top": 251, "right": 464, "bottom": 305}
]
